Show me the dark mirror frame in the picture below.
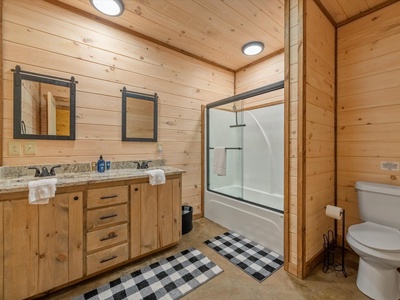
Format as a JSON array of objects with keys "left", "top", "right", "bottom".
[
  {"left": 12, "top": 65, "right": 77, "bottom": 140},
  {"left": 121, "top": 87, "right": 158, "bottom": 142}
]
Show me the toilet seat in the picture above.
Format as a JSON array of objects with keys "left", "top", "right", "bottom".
[{"left": 348, "top": 222, "right": 400, "bottom": 252}]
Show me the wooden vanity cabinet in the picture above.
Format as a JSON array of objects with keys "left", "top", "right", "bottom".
[
  {"left": 1, "top": 190, "right": 83, "bottom": 300},
  {"left": 130, "top": 175, "right": 182, "bottom": 258},
  {"left": 0, "top": 172, "right": 182, "bottom": 299}
]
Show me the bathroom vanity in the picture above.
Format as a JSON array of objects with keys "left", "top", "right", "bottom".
[{"left": 0, "top": 166, "right": 183, "bottom": 299}]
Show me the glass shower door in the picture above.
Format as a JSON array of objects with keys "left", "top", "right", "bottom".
[{"left": 207, "top": 102, "right": 244, "bottom": 199}]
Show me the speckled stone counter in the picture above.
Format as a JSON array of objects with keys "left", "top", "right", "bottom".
[{"left": 0, "top": 161, "right": 184, "bottom": 194}]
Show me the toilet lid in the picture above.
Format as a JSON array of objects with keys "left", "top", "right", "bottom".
[{"left": 348, "top": 222, "right": 400, "bottom": 252}]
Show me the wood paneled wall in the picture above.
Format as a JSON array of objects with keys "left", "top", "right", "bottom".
[
  {"left": 234, "top": 52, "right": 284, "bottom": 112},
  {"left": 337, "top": 1, "right": 400, "bottom": 235},
  {"left": 235, "top": 52, "right": 284, "bottom": 94},
  {"left": 1, "top": 0, "right": 234, "bottom": 216},
  {"left": 285, "top": 0, "right": 303, "bottom": 277},
  {"left": 0, "top": 0, "right": 3, "bottom": 166},
  {"left": 286, "top": 0, "right": 335, "bottom": 278},
  {"left": 304, "top": 0, "right": 335, "bottom": 268}
]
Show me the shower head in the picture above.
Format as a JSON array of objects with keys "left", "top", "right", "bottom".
[{"left": 230, "top": 108, "right": 246, "bottom": 128}]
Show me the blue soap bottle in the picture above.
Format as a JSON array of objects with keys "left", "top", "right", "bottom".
[{"left": 97, "top": 155, "right": 105, "bottom": 173}]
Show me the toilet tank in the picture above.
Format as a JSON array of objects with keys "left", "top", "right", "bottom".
[{"left": 355, "top": 181, "right": 400, "bottom": 229}]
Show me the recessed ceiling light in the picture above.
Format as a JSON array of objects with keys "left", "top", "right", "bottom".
[
  {"left": 90, "top": 0, "right": 124, "bottom": 17},
  {"left": 242, "top": 41, "right": 264, "bottom": 56}
]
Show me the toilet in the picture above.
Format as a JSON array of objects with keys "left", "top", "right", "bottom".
[{"left": 346, "top": 181, "right": 400, "bottom": 300}]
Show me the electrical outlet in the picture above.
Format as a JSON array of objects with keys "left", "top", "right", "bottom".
[
  {"left": 8, "top": 142, "right": 21, "bottom": 155},
  {"left": 157, "top": 142, "right": 163, "bottom": 153},
  {"left": 24, "top": 142, "right": 36, "bottom": 155}
]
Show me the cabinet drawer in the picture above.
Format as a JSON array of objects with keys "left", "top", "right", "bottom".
[
  {"left": 87, "top": 224, "right": 128, "bottom": 252},
  {"left": 87, "top": 204, "right": 128, "bottom": 230},
  {"left": 86, "top": 243, "right": 128, "bottom": 275},
  {"left": 87, "top": 186, "right": 128, "bottom": 208}
]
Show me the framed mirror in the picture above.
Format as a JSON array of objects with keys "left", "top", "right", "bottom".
[
  {"left": 122, "top": 87, "right": 158, "bottom": 142},
  {"left": 12, "top": 65, "right": 77, "bottom": 140}
]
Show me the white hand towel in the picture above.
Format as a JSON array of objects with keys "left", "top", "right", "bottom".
[
  {"left": 28, "top": 178, "right": 57, "bottom": 204},
  {"left": 213, "top": 147, "right": 226, "bottom": 176},
  {"left": 145, "top": 169, "right": 166, "bottom": 186}
]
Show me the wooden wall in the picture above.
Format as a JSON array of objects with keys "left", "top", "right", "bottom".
[
  {"left": 0, "top": 0, "right": 2, "bottom": 166},
  {"left": 235, "top": 51, "right": 284, "bottom": 108},
  {"left": 1, "top": 0, "right": 234, "bottom": 216},
  {"left": 285, "top": 0, "right": 303, "bottom": 277},
  {"left": 337, "top": 1, "right": 400, "bottom": 235},
  {"left": 304, "top": 0, "right": 335, "bottom": 268},
  {"left": 235, "top": 51, "right": 284, "bottom": 94},
  {"left": 285, "top": 0, "right": 335, "bottom": 278}
]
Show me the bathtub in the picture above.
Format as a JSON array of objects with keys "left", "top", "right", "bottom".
[{"left": 204, "top": 187, "right": 284, "bottom": 255}]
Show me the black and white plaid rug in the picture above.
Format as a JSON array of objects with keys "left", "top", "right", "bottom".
[
  {"left": 204, "top": 231, "right": 283, "bottom": 282},
  {"left": 74, "top": 247, "right": 223, "bottom": 300}
]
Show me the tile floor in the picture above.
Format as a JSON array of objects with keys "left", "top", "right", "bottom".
[{"left": 45, "top": 218, "right": 370, "bottom": 300}]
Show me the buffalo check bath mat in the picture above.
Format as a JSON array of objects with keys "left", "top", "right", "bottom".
[
  {"left": 204, "top": 231, "right": 283, "bottom": 282},
  {"left": 74, "top": 247, "right": 223, "bottom": 300}
]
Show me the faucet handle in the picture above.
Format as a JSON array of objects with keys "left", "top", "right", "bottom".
[
  {"left": 28, "top": 167, "right": 40, "bottom": 177},
  {"left": 134, "top": 161, "right": 141, "bottom": 169},
  {"left": 140, "top": 160, "right": 152, "bottom": 169},
  {"left": 40, "top": 167, "right": 50, "bottom": 177},
  {"left": 50, "top": 165, "right": 61, "bottom": 176}
]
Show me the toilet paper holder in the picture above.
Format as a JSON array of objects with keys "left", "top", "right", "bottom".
[{"left": 322, "top": 208, "right": 347, "bottom": 277}]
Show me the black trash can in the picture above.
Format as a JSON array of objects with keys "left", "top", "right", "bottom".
[{"left": 182, "top": 205, "right": 193, "bottom": 235}]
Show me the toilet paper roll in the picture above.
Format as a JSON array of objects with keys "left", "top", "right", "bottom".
[{"left": 325, "top": 205, "right": 343, "bottom": 220}]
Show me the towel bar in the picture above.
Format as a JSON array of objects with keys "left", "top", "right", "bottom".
[{"left": 209, "top": 147, "right": 242, "bottom": 150}]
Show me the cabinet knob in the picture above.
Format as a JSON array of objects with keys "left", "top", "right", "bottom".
[
  {"left": 134, "top": 188, "right": 139, "bottom": 191},
  {"left": 73, "top": 196, "right": 79, "bottom": 201}
]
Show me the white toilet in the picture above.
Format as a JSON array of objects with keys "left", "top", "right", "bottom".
[{"left": 346, "top": 181, "right": 400, "bottom": 300}]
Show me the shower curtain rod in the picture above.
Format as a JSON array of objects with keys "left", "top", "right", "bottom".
[{"left": 206, "top": 80, "right": 284, "bottom": 109}]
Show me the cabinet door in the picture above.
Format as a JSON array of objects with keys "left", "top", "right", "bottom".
[
  {"left": 3, "top": 192, "right": 83, "bottom": 299},
  {"left": 130, "top": 184, "right": 141, "bottom": 258},
  {"left": 67, "top": 192, "right": 84, "bottom": 281},
  {"left": 38, "top": 192, "right": 83, "bottom": 291},
  {"left": 158, "top": 180, "right": 173, "bottom": 247},
  {"left": 4, "top": 199, "right": 39, "bottom": 300},
  {"left": 140, "top": 183, "right": 158, "bottom": 254},
  {"left": 158, "top": 178, "right": 181, "bottom": 247},
  {"left": 172, "top": 178, "right": 182, "bottom": 243}
]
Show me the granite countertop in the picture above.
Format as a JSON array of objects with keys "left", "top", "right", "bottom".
[{"left": 0, "top": 166, "right": 185, "bottom": 194}]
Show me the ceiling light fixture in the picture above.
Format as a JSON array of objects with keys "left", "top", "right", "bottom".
[
  {"left": 242, "top": 41, "right": 264, "bottom": 56},
  {"left": 90, "top": 0, "right": 124, "bottom": 17}
]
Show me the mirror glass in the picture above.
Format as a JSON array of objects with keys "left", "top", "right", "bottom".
[
  {"left": 13, "top": 65, "right": 76, "bottom": 140},
  {"left": 122, "top": 87, "right": 158, "bottom": 142}
]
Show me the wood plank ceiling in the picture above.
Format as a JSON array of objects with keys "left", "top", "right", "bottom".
[{"left": 53, "top": 0, "right": 391, "bottom": 71}]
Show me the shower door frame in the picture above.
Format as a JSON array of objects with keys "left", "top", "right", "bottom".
[{"left": 205, "top": 80, "right": 285, "bottom": 211}]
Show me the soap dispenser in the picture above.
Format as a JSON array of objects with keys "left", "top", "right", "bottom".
[{"left": 97, "top": 155, "right": 105, "bottom": 173}]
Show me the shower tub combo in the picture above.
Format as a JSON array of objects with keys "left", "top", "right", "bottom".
[{"left": 204, "top": 81, "right": 284, "bottom": 255}]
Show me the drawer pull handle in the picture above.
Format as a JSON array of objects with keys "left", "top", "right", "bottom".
[
  {"left": 100, "top": 255, "right": 117, "bottom": 263},
  {"left": 100, "top": 214, "right": 118, "bottom": 220},
  {"left": 73, "top": 196, "right": 79, "bottom": 201},
  {"left": 100, "top": 194, "right": 118, "bottom": 200},
  {"left": 100, "top": 232, "right": 117, "bottom": 241}
]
